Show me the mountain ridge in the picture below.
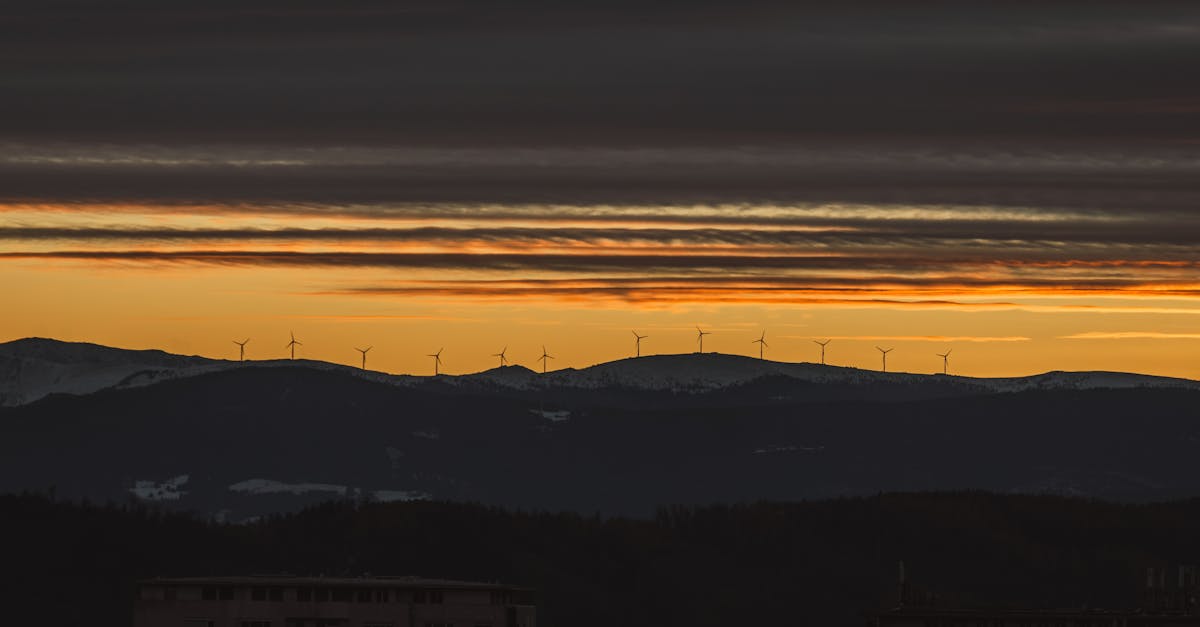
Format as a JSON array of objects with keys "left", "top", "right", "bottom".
[{"left": 2, "top": 336, "right": 1198, "bottom": 407}]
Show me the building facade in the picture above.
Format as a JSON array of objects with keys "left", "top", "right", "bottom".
[{"left": 133, "top": 576, "right": 536, "bottom": 627}]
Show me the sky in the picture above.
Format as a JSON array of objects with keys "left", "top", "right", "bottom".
[{"left": 2, "top": 0, "right": 1199, "bottom": 378}]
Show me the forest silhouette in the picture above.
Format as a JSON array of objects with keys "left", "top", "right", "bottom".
[{"left": 5, "top": 491, "right": 1198, "bottom": 626}]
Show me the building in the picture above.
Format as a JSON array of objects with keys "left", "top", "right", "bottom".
[{"left": 133, "top": 575, "right": 536, "bottom": 627}]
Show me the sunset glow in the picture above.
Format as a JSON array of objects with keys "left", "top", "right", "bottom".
[
  {"left": 3, "top": 192, "right": 1198, "bottom": 378},
  {"left": 4, "top": 1, "right": 1199, "bottom": 381}
]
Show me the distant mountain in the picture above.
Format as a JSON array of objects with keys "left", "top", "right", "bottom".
[
  {"left": 0, "top": 338, "right": 217, "bottom": 406},
  {"left": 1, "top": 338, "right": 1196, "bottom": 408},
  {"left": 2, "top": 338, "right": 1200, "bottom": 518}
]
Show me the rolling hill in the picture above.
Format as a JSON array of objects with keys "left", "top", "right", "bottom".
[{"left": 1, "top": 338, "right": 1198, "bottom": 518}]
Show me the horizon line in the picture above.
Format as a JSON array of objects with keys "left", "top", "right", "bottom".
[{"left": 2, "top": 335, "right": 1197, "bottom": 384}]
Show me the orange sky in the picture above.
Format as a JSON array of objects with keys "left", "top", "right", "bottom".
[{"left": 3, "top": 201, "right": 1197, "bottom": 379}]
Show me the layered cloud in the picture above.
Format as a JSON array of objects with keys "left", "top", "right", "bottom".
[
  {"left": 1060, "top": 332, "right": 1200, "bottom": 340},
  {"left": 3, "top": 199, "right": 1198, "bottom": 306},
  {"left": 3, "top": 1, "right": 1200, "bottom": 144},
  {"left": 2, "top": 1, "right": 1198, "bottom": 314}
]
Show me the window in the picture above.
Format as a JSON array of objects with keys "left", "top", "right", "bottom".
[
  {"left": 219, "top": 587, "right": 235, "bottom": 601},
  {"left": 296, "top": 588, "right": 312, "bottom": 602},
  {"left": 357, "top": 588, "right": 373, "bottom": 603},
  {"left": 251, "top": 588, "right": 267, "bottom": 601},
  {"left": 414, "top": 591, "right": 427, "bottom": 604},
  {"left": 331, "top": 588, "right": 352, "bottom": 602},
  {"left": 269, "top": 588, "right": 284, "bottom": 602},
  {"left": 314, "top": 588, "right": 330, "bottom": 603},
  {"left": 202, "top": 587, "right": 218, "bottom": 601},
  {"left": 240, "top": 621, "right": 271, "bottom": 627},
  {"left": 374, "top": 589, "right": 389, "bottom": 603},
  {"left": 430, "top": 591, "right": 444, "bottom": 604}
]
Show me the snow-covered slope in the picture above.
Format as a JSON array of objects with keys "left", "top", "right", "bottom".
[
  {"left": 457, "top": 353, "right": 1200, "bottom": 395},
  {"left": 537, "top": 353, "right": 923, "bottom": 391},
  {"left": 0, "top": 338, "right": 425, "bottom": 407},
  {"left": 981, "top": 370, "right": 1200, "bottom": 393},
  {"left": 0, "top": 338, "right": 223, "bottom": 406},
  {"left": 1, "top": 338, "right": 1197, "bottom": 407}
]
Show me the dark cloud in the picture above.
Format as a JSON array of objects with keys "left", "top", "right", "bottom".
[
  {"left": 3, "top": 250, "right": 1197, "bottom": 275},
  {"left": 3, "top": 1, "right": 1198, "bottom": 308},
  {"left": 2, "top": 142, "right": 1199, "bottom": 210},
  {"left": 4, "top": 220, "right": 1200, "bottom": 248},
  {"left": 2, "top": 1, "right": 1199, "bottom": 145}
]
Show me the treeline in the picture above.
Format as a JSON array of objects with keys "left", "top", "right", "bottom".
[{"left": 5, "top": 491, "right": 1200, "bottom": 626}]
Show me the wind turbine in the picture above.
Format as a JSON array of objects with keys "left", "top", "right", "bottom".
[
  {"left": 752, "top": 330, "right": 768, "bottom": 360},
  {"left": 539, "top": 345, "right": 554, "bottom": 374},
  {"left": 632, "top": 331, "right": 647, "bottom": 358},
  {"left": 493, "top": 346, "right": 509, "bottom": 368},
  {"left": 355, "top": 346, "right": 372, "bottom": 370},
  {"left": 428, "top": 348, "right": 444, "bottom": 375},
  {"left": 696, "top": 327, "right": 711, "bottom": 354},
  {"left": 876, "top": 346, "right": 894, "bottom": 372},
  {"left": 233, "top": 338, "right": 249, "bottom": 362},
  {"left": 813, "top": 339, "right": 830, "bottom": 365},
  {"left": 286, "top": 332, "right": 301, "bottom": 360},
  {"left": 937, "top": 349, "right": 952, "bottom": 375}
]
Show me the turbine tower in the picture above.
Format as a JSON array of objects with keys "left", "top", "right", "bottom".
[
  {"left": 696, "top": 326, "right": 711, "bottom": 354},
  {"left": 286, "top": 332, "right": 301, "bottom": 360},
  {"left": 428, "top": 348, "right": 444, "bottom": 375},
  {"left": 493, "top": 346, "right": 509, "bottom": 368},
  {"left": 355, "top": 346, "right": 372, "bottom": 370},
  {"left": 539, "top": 345, "right": 554, "bottom": 374},
  {"left": 937, "top": 349, "right": 952, "bottom": 375},
  {"left": 752, "top": 330, "right": 768, "bottom": 360},
  {"left": 632, "top": 331, "right": 648, "bottom": 358},
  {"left": 813, "top": 339, "right": 830, "bottom": 365},
  {"left": 876, "top": 346, "right": 894, "bottom": 372},
  {"left": 233, "top": 338, "right": 250, "bottom": 362}
]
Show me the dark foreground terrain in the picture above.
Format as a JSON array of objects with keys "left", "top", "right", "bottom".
[
  {"left": 2, "top": 361, "right": 1200, "bottom": 518},
  {"left": 4, "top": 491, "right": 1200, "bottom": 627}
]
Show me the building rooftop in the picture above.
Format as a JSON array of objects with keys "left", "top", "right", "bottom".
[{"left": 139, "top": 575, "right": 532, "bottom": 592}]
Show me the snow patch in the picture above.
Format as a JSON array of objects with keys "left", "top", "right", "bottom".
[
  {"left": 531, "top": 409, "right": 571, "bottom": 422},
  {"left": 129, "top": 474, "right": 189, "bottom": 501},
  {"left": 228, "top": 479, "right": 347, "bottom": 496},
  {"left": 372, "top": 490, "right": 432, "bottom": 503},
  {"left": 385, "top": 446, "right": 405, "bottom": 471}
]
